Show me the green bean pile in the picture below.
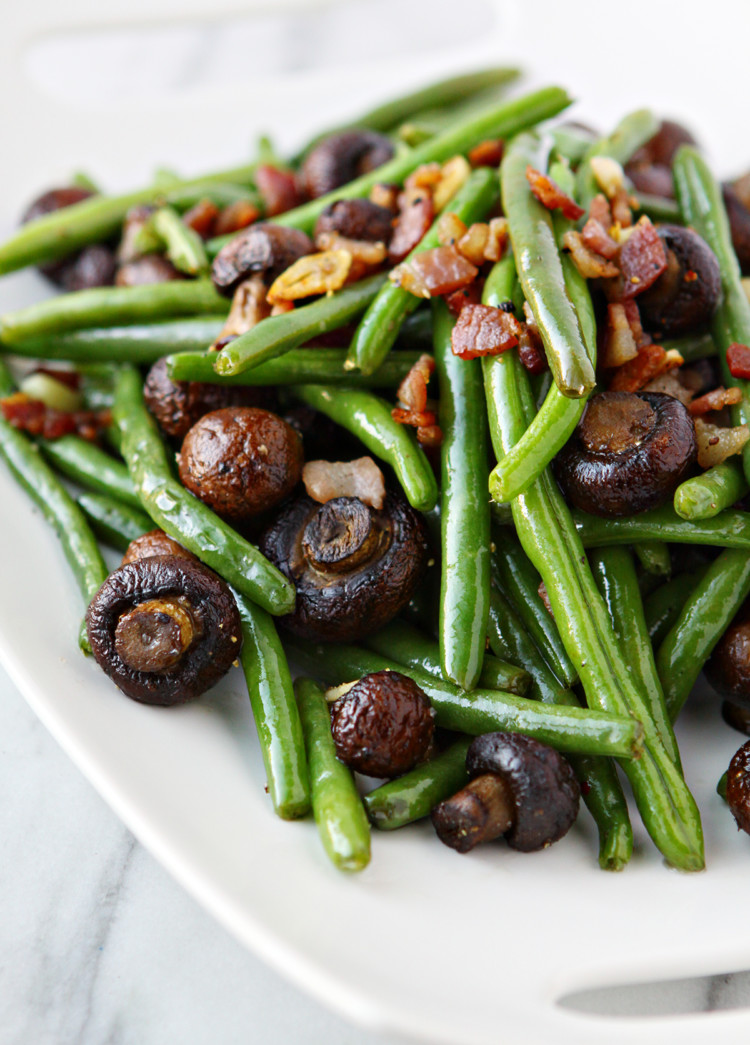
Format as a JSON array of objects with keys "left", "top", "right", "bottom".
[{"left": 3, "top": 68, "right": 750, "bottom": 875}]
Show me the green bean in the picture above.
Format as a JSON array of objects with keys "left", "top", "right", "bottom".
[
  {"left": 113, "top": 365, "right": 295, "bottom": 615},
  {"left": 1, "top": 280, "right": 228, "bottom": 345},
  {"left": 77, "top": 492, "right": 152, "bottom": 551},
  {"left": 501, "top": 134, "right": 595, "bottom": 397},
  {"left": 402, "top": 571, "right": 440, "bottom": 635},
  {"left": 674, "top": 458, "right": 749, "bottom": 520},
  {"left": 363, "top": 739, "right": 471, "bottom": 830},
  {"left": 663, "top": 332, "right": 716, "bottom": 363},
  {"left": 590, "top": 546, "right": 680, "bottom": 765},
  {"left": 574, "top": 505, "right": 750, "bottom": 550},
  {"left": 643, "top": 571, "right": 705, "bottom": 647},
  {"left": 294, "top": 677, "right": 370, "bottom": 872},
  {"left": 549, "top": 123, "right": 596, "bottom": 165},
  {"left": 633, "top": 192, "right": 682, "bottom": 224},
  {"left": 284, "top": 636, "right": 643, "bottom": 760},
  {"left": 429, "top": 299, "right": 491, "bottom": 688},
  {"left": 673, "top": 146, "right": 750, "bottom": 482},
  {"left": 718, "top": 771, "right": 728, "bottom": 802},
  {"left": 346, "top": 167, "right": 498, "bottom": 375},
  {"left": 167, "top": 348, "right": 421, "bottom": 388},
  {"left": 237, "top": 597, "right": 310, "bottom": 820},
  {"left": 483, "top": 266, "right": 703, "bottom": 870},
  {"left": 288, "top": 384, "right": 438, "bottom": 512},
  {"left": 150, "top": 206, "right": 210, "bottom": 277},
  {"left": 0, "top": 162, "right": 262, "bottom": 275},
  {"left": 633, "top": 541, "right": 671, "bottom": 577},
  {"left": 656, "top": 548, "right": 750, "bottom": 722},
  {"left": 575, "top": 109, "right": 660, "bottom": 210},
  {"left": 212, "top": 274, "right": 386, "bottom": 376},
  {"left": 488, "top": 161, "right": 597, "bottom": 500},
  {"left": 394, "top": 81, "right": 521, "bottom": 147},
  {"left": 364, "top": 620, "right": 530, "bottom": 696},
  {"left": 5, "top": 317, "right": 227, "bottom": 364},
  {"left": 0, "top": 359, "right": 108, "bottom": 651},
  {"left": 273, "top": 87, "right": 572, "bottom": 236},
  {"left": 40, "top": 434, "right": 139, "bottom": 507}
]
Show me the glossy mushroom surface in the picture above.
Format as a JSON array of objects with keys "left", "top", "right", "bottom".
[
  {"left": 314, "top": 199, "right": 394, "bottom": 244},
  {"left": 625, "top": 120, "right": 696, "bottom": 199},
  {"left": 259, "top": 491, "right": 429, "bottom": 642},
  {"left": 211, "top": 223, "right": 313, "bottom": 296},
  {"left": 22, "top": 186, "right": 116, "bottom": 289},
  {"left": 556, "top": 391, "right": 697, "bottom": 517},
  {"left": 706, "top": 606, "right": 750, "bottom": 709},
  {"left": 115, "top": 255, "right": 181, "bottom": 287},
  {"left": 722, "top": 184, "right": 750, "bottom": 275},
  {"left": 330, "top": 670, "right": 435, "bottom": 778},
  {"left": 121, "top": 528, "right": 198, "bottom": 566},
  {"left": 638, "top": 224, "right": 721, "bottom": 337},
  {"left": 86, "top": 555, "right": 242, "bottom": 706},
  {"left": 725, "top": 740, "right": 750, "bottom": 835},
  {"left": 301, "top": 130, "right": 395, "bottom": 199}
]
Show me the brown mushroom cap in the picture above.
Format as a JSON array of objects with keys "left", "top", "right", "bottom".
[
  {"left": 706, "top": 606, "right": 750, "bottom": 709},
  {"left": 178, "top": 406, "right": 303, "bottom": 522},
  {"left": 314, "top": 199, "right": 394, "bottom": 244},
  {"left": 725, "top": 740, "right": 750, "bottom": 835},
  {"left": 116, "top": 255, "right": 181, "bottom": 287},
  {"left": 259, "top": 491, "right": 429, "bottom": 642},
  {"left": 211, "top": 223, "right": 313, "bottom": 297},
  {"left": 638, "top": 224, "right": 721, "bottom": 338},
  {"left": 22, "top": 186, "right": 116, "bottom": 289},
  {"left": 722, "top": 184, "right": 750, "bottom": 275},
  {"left": 722, "top": 700, "right": 750, "bottom": 736},
  {"left": 121, "top": 529, "right": 198, "bottom": 566},
  {"left": 86, "top": 555, "right": 242, "bottom": 706},
  {"left": 143, "top": 357, "right": 270, "bottom": 440},
  {"left": 330, "top": 670, "right": 435, "bottom": 778},
  {"left": 301, "top": 130, "right": 395, "bottom": 200},
  {"left": 556, "top": 391, "right": 697, "bottom": 517},
  {"left": 625, "top": 120, "right": 697, "bottom": 200}
]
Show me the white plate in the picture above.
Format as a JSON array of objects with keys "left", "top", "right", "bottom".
[{"left": 3, "top": 2, "right": 750, "bottom": 1043}]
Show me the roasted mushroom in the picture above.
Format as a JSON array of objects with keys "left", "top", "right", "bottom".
[
  {"left": 722, "top": 701, "right": 750, "bottom": 736},
  {"left": 22, "top": 186, "right": 116, "bottom": 290},
  {"left": 121, "top": 528, "right": 198, "bottom": 566},
  {"left": 314, "top": 199, "right": 394, "bottom": 245},
  {"left": 301, "top": 130, "right": 395, "bottom": 199},
  {"left": 637, "top": 224, "right": 721, "bottom": 337},
  {"left": 625, "top": 119, "right": 696, "bottom": 199},
  {"left": 556, "top": 391, "right": 697, "bottom": 517},
  {"left": 178, "top": 406, "right": 303, "bottom": 522},
  {"left": 432, "top": 732, "right": 580, "bottom": 853},
  {"left": 143, "top": 357, "right": 270, "bottom": 440},
  {"left": 722, "top": 184, "right": 750, "bottom": 275},
  {"left": 259, "top": 491, "right": 429, "bottom": 642},
  {"left": 724, "top": 740, "right": 750, "bottom": 835},
  {"left": 115, "top": 255, "right": 182, "bottom": 287},
  {"left": 330, "top": 670, "right": 435, "bottom": 778},
  {"left": 706, "top": 604, "right": 750, "bottom": 709},
  {"left": 86, "top": 555, "right": 242, "bottom": 706},
  {"left": 211, "top": 223, "right": 313, "bottom": 297}
]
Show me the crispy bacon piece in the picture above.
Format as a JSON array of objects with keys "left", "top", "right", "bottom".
[
  {"left": 517, "top": 325, "right": 548, "bottom": 375},
  {"left": 405, "top": 163, "right": 443, "bottom": 193},
  {"left": 390, "top": 245, "right": 478, "bottom": 299},
  {"left": 689, "top": 386, "right": 743, "bottom": 416},
  {"left": 433, "top": 156, "right": 471, "bottom": 211},
  {"left": 601, "top": 302, "right": 638, "bottom": 368},
  {"left": 396, "top": 353, "right": 435, "bottom": 413},
  {"left": 468, "top": 139, "right": 504, "bottom": 168},
  {"left": 416, "top": 424, "right": 443, "bottom": 448},
  {"left": 618, "top": 216, "right": 668, "bottom": 299},
  {"left": 526, "top": 166, "right": 585, "bottom": 220},
  {"left": 388, "top": 187, "right": 435, "bottom": 264},
  {"left": 622, "top": 299, "right": 648, "bottom": 348},
  {"left": 369, "top": 183, "right": 399, "bottom": 212},
  {"left": 562, "top": 230, "right": 620, "bottom": 279},
  {"left": 611, "top": 186, "right": 634, "bottom": 229},
  {"left": 392, "top": 407, "right": 437, "bottom": 427},
  {"left": 457, "top": 223, "right": 490, "bottom": 266},
  {"left": 212, "top": 274, "right": 272, "bottom": 347},
  {"left": 484, "top": 217, "right": 509, "bottom": 262},
  {"left": 445, "top": 281, "right": 483, "bottom": 317},
  {"left": 695, "top": 418, "right": 750, "bottom": 469},
  {"left": 302, "top": 457, "right": 386, "bottom": 510},
  {"left": 589, "top": 194, "right": 613, "bottom": 230},
  {"left": 581, "top": 217, "right": 619, "bottom": 259},
  {"left": 214, "top": 200, "right": 261, "bottom": 236},
  {"left": 437, "top": 212, "right": 468, "bottom": 246},
  {"left": 182, "top": 198, "right": 220, "bottom": 239},
  {"left": 450, "top": 302, "right": 521, "bottom": 360},
  {"left": 1, "top": 393, "right": 110, "bottom": 442},
  {"left": 267, "top": 249, "right": 352, "bottom": 304},
  {"left": 255, "top": 165, "right": 300, "bottom": 217},
  {"left": 727, "top": 342, "right": 750, "bottom": 379},
  {"left": 608, "top": 344, "right": 683, "bottom": 393},
  {"left": 315, "top": 230, "right": 387, "bottom": 282}
]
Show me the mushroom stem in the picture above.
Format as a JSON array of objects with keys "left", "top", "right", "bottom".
[
  {"left": 302, "top": 497, "right": 382, "bottom": 574},
  {"left": 431, "top": 773, "right": 515, "bottom": 853},
  {"left": 114, "top": 597, "right": 197, "bottom": 673}
]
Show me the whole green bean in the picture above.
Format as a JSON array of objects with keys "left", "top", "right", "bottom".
[
  {"left": 575, "top": 109, "right": 660, "bottom": 210},
  {"left": 212, "top": 274, "right": 386, "bottom": 376},
  {"left": 674, "top": 459, "right": 749, "bottom": 520},
  {"left": 430, "top": 299, "right": 491, "bottom": 689},
  {"left": 673, "top": 146, "right": 750, "bottom": 482},
  {"left": 41, "top": 434, "right": 139, "bottom": 507},
  {"left": 237, "top": 596, "right": 310, "bottom": 820},
  {"left": 1, "top": 280, "right": 228, "bottom": 345},
  {"left": 284, "top": 636, "right": 643, "bottom": 760},
  {"left": 574, "top": 505, "right": 750, "bottom": 550},
  {"left": 346, "top": 167, "right": 498, "bottom": 375},
  {"left": 77, "top": 492, "right": 152, "bottom": 551},
  {"left": 288, "top": 384, "right": 438, "bottom": 512},
  {"left": 656, "top": 548, "right": 750, "bottom": 721},
  {"left": 633, "top": 541, "right": 671, "bottom": 577},
  {"left": 167, "top": 348, "right": 421, "bottom": 388},
  {"left": 643, "top": 571, "right": 705, "bottom": 647},
  {"left": 113, "top": 365, "right": 295, "bottom": 615},
  {"left": 150, "top": 206, "right": 210, "bottom": 277},
  {"left": 364, "top": 619, "right": 530, "bottom": 696},
  {"left": 501, "top": 134, "right": 595, "bottom": 397},
  {"left": 363, "top": 739, "right": 471, "bottom": 830},
  {"left": 295, "top": 677, "right": 370, "bottom": 872}
]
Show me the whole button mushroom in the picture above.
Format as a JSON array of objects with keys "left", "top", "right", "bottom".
[
  {"left": 22, "top": 186, "right": 116, "bottom": 290},
  {"left": 259, "top": 492, "right": 429, "bottom": 642},
  {"left": 637, "top": 224, "right": 721, "bottom": 338},
  {"left": 314, "top": 199, "right": 394, "bottom": 245},
  {"left": 301, "top": 130, "right": 395, "bottom": 199},
  {"left": 624, "top": 119, "right": 697, "bottom": 199},
  {"left": 330, "top": 670, "right": 435, "bottom": 778},
  {"left": 724, "top": 740, "right": 750, "bottom": 836},
  {"left": 706, "top": 604, "right": 750, "bottom": 709},
  {"left": 431, "top": 733, "right": 580, "bottom": 854},
  {"left": 556, "top": 391, "right": 697, "bottom": 517},
  {"left": 178, "top": 406, "right": 303, "bottom": 523},
  {"left": 211, "top": 223, "right": 313, "bottom": 297},
  {"left": 121, "top": 528, "right": 198, "bottom": 566},
  {"left": 86, "top": 555, "right": 242, "bottom": 706},
  {"left": 722, "top": 184, "right": 750, "bottom": 275}
]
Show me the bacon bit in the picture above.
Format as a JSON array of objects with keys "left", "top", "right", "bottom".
[
  {"left": 0, "top": 392, "right": 110, "bottom": 442},
  {"left": 468, "top": 139, "right": 504, "bottom": 168},
  {"left": 622, "top": 299, "right": 649, "bottom": 348},
  {"left": 457, "top": 223, "right": 490, "bottom": 266},
  {"left": 214, "top": 200, "right": 260, "bottom": 236},
  {"left": 618, "top": 216, "right": 668, "bottom": 299},
  {"left": 689, "top": 386, "right": 743, "bottom": 416},
  {"left": 390, "top": 245, "right": 477, "bottom": 299},
  {"left": 388, "top": 187, "right": 435, "bottom": 264},
  {"left": 643, "top": 370, "right": 694, "bottom": 406},
  {"left": 590, "top": 157, "right": 626, "bottom": 199},
  {"left": 255, "top": 165, "right": 300, "bottom": 216},
  {"left": 392, "top": 407, "right": 437, "bottom": 427},
  {"left": 581, "top": 217, "right": 619, "bottom": 259},
  {"left": 589, "top": 194, "right": 613, "bottom": 230},
  {"left": 517, "top": 324, "right": 548, "bottom": 375},
  {"left": 369, "top": 183, "right": 400, "bottom": 212},
  {"left": 302, "top": 457, "right": 386, "bottom": 510},
  {"left": 526, "top": 166, "right": 585, "bottom": 220},
  {"left": 33, "top": 367, "right": 81, "bottom": 391},
  {"left": 685, "top": 269, "right": 698, "bottom": 283},
  {"left": 445, "top": 282, "right": 483, "bottom": 317},
  {"left": 405, "top": 163, "right": 443, "bottom": 193},
  {"left": 608, "top": 344, "right": 683, "bottom": 393},
  {"left": 396, "top": 353, "right": 435, "bottom": 413},
  {"left": 437, "top": 212, "right": 468, "bottom": 246},
  {"left": 433, "top": 156, "right": 471, "bottom": 211},
  {"left": 416, "top": 424, "right": 443, "bottom": 448},
  {"left": 212, "top": 274, "right": 272, "bottom": 347},
  {"left": 451, "top": 303, "right": 521, "bottom": 360},
  {"left": 537, "top": 581, "right": 554, "bottom": 616},
  {"left": 562, "top": 230, "right": 620, "bottom": 279},
  {"left": 727, "top": 342, "right": 750, "bottom": 379},
  {"left": 267, "top": 249, "right": 352, "bottom": 304},
  {"left": 182, "top": 198, "right": 219, "bottom": 239},
  {"left": 484, "top": 217, "right": 509, "bottom": 262},
  {"left": 611, "top": 186, "right": 633, "bottom": 229},
  {"left": 695, "top": 418, "right": 750, "bottom": 469},
  {"left": 270, "top": 299, "right": 295, "bottom": 316},
  {"left": 601, "top": 303, "right": 638, "bottom": 368},
  {"left": 315, "top": 231, "right": 387, "bottom": 279}
]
